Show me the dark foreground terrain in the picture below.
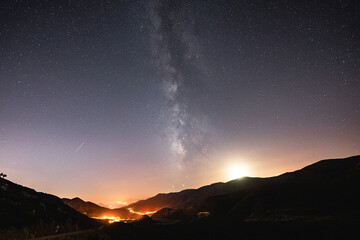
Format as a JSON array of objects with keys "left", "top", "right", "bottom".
[
  {"left": 1, "top": 155, "right": 360, "bottom": 239},
  {"left": 102, "top": 218, "right": 359, "bottom": 240},
  {"left": 0, "top": 177, "right": 101, "bottom": 239}
]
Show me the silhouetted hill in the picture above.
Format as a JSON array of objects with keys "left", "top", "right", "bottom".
[
  {"left": 63, "top": 197, "right": 107, "bottom": 216},
  {"left": 63, "top": 197, "right": 140, "bottom": 220},
  {"left": 201, "top": 155, "right": 360, "bottom": 222},
  {"left": 127, "top": 156, "right": 360, "bottom": 223},
  {"left": 146, "top": 155, "right": 360, "bottom": 223},
  {"left": 0, "top": 178, "right": 98, "bottom": 240}
]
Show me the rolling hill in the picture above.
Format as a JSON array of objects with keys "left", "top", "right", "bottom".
[{"left": 201, "top": 155, "right": 360, "bottom": 221}]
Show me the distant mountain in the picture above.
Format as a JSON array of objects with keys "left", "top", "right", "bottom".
[
  {"left": 63, "top": 197, "right": 140, "bottom": 220},
  {"left": 0, "top": 178, "right": 98, "bottom": 240},
  {"left": 127, "top": 176, "right": 264, "bottom": 213},
  {"left": 63, "top": 197, "right": 113, "bottom": 216},
  {"left": 129, "top": 156, "right": 360, "bottom": 222}
]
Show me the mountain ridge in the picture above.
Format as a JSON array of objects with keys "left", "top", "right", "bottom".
[
  {"left": 127, "top": 155, "right": 360, "bottom": 217},
  {"left": 189, "top": 155, "right": 360, "bottom": 222}
]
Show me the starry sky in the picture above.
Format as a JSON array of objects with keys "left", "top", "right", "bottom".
[{"left": 1, "top": 0, "right": 359, "bottom": 206}]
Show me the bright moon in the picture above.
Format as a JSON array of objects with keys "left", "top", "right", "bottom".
[{"left": 227, "top": 164, "right": 248, "bottom": 180}]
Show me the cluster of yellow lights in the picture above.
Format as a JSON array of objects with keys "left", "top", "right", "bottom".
[
  {"left": 92, "top": 216, "right": 128, "bottom": 223},
  {"left": 91, "top": 208, "right": 159, "bottom": 224}
]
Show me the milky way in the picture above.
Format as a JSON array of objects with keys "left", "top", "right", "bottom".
[{"left": 149, "top": 0, "right": 210, "bottom": 169}]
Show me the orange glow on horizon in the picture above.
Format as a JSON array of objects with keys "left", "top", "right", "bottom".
[{"left": 99, "top": 201, "right": 129, "bottom": 209}]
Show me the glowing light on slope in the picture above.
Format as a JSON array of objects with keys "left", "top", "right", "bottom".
[{"left": 128, "top": 208, "right": 158, "bottom": 216}]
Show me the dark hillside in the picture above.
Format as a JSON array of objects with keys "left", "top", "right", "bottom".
[
  {"left": 0, "top": 178, "right": 98, "bottom": 239},
  {"left": 198, "top": 155, "right": 360, "bottom": 221}
]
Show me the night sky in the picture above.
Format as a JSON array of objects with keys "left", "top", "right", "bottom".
[{"left": 1, "top": 0, "right": 359, "bottom": 206}]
